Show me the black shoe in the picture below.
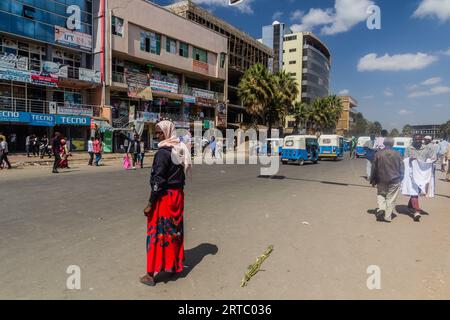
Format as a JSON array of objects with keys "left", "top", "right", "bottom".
[
  {"left": 52, "top": 170, "right": 59, "bottom": 174},
  {"left": 376, "top": 210, "right": 386, "bottom": 222},
  {"left": 413, "top": 213, "right": 421, "bottom": 222}
]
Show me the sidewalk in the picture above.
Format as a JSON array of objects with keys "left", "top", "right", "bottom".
[{"left": 5, "top": 151, "right": 156, "bottom": 167}]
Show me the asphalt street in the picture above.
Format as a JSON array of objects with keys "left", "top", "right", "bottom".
[{"left": 0, "top": 157, "right": 449, "bottom": 299}]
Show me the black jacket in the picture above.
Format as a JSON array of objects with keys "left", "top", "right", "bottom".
[
  {"left": 127, "top": 140, "right": 141, "bottom": 154},
  {"left": 370, "top": 147, "right": 405, "bottom": 185},
  {"left": 149, "top": 147, "right": 185, "bottom": 204}
]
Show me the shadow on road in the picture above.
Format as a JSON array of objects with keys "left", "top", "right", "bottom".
[
  {"left": 160, "top": 243, "right": 218, "bottom": 284},
  {"left": 257, "top": 175, "right": 373, "bottom": 189}
]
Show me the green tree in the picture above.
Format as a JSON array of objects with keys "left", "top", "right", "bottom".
[
  {"left": 402, "top": 124, "right": 412, "bottom": 137},
  {"left": 349, "top": 112, "right": 369, "bottom": 136},
  {"left": 389, "top": 128, "right": 400, "bottom": 137},
  {"left": 439, "top": 120, "right": 450, "bottom": 139},
  {"left": 270, "top": 70, "right": 299, "bottom": 130},
  {"left": 237, "top": 63, "right": 273, "bottom": 127}
]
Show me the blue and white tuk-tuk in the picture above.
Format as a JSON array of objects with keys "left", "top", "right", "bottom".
[
  {"left": 393, "top": 137, "right": 412, "bottom": 156},
  {"left": 356, "top": 136, "right": 371, "bottom": 158},
  {"left": 281, "top": 135, "right": 319, "bottom": 166},
  {"left": 343, "top": 139, "right": 351, "bottom": 152},
  {"left": 318, "top": 135, "right": 344, "bottom": 160}
]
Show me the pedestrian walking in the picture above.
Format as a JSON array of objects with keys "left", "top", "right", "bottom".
[
  {"left": 437, "top": 139, "right": 449, "bottom": 172},
  {"left": 88, "top": 137, "right": 95, "bottom": 166},
  {"left": 373, "top": 130, "right": 388, "bottom": 150},
  {"left": 350, "top": 136, "right": 357, "bottom": 159},
  {"left": 446, "top": 144, "right": 450, "bottom": 182},
  {"left": 0, "top": 136, "right": 12, "bottom": 169},
  {"left": 25, "top": 134, "right": 31, "bottom": 157},
  {"left": 139, "top": 140, "right": 145, "bottom": 168},
  {"left": 140, "top": 120, "right": 191, "bottom": 287},
  {"left": 209, "top": 136, "right": 216, "bottom": 158},
  {"left": 51, "top": 132, "right": 62, "bottom": 174},
  {"left": 9, "top": 133, "right": 16, "bottom": 153},
  {"left": 39, "top": 135, "right": 51, "bottom": 159},
  {"left": 370, "top": 138, "right": 404, "bottom": 223},
  {"left": 402, "top": 134, "right": 434, "bottom": 222},
  {"left": 363, "top": 134, "right": 376, "bottom": 180},
  {"left": 32, "top": 135, "right": 39, "bottom": 157},
  {"left": 127, "top": 134, "right": 141, "bottom": 169},
  {"left": 93, "top": 137, "right": 103, "bottom": 166}
]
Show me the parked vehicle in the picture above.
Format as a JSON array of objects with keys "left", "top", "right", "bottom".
[
  {"left": 393, "top": 137, "right": 412, "bottom": 156},
  {"left": 262, "top": 138, "right": 284, "bottom": 155},
  {"left": 318, "top": 135, "right": 344, "bottom": 160},
  {"left": 281, "top": 135, "right": 319, "bottom": 166},
  {"left": 356, "top": 136, "right": 371, "bottom": 158}
]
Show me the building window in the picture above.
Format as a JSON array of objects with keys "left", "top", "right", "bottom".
[
  {"left": 284, "top": 35, "right": 297, "bottom": 42},
  {"left": 193, "top": 47, "right": 207, "bottom": 63},
  {"left": 289, "top": 48, "right": 297, "bottom": 52},
  {"left": 112, "top": 16, "right": 124, "bottom": 37},
  {"left": 289, "top": 72, "right": 297, "bottom": 77},
  {"left": 220, "top": 53, "right": 226, "bottom": 68},
  {"left": 289, "top": 61, "right": 296, "bottom": 65},
  {"left": 22, "top": 5, "right": 36, "bottom": 19},
  {"left": 179, "top": 42, "right": 189, "bottom": 58},
  {"left": 166, "top": 37, "right": 177, "bottom": 54},
  {"left": 140, "top": 31, "right": 161, "bottom": 55}
]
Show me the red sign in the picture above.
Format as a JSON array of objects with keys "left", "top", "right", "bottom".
[
  {"left": 31, "top": 72, "right": 58, "bottom": 87},
  {"left": 193, "top": 60, "right": 209, "bottom": 74}
]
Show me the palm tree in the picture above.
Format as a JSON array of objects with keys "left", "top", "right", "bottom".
[
  {"left": 292, "top": 101, "right": 312, "bottom": 133},
  {"left": 402, "top": 124, "right": 412, "bottom": 137},
  {"left": 271, "top": 70, "right": 299, "bottom": 128},
  {"left": 323, "top": 95, "right": 344, "bottom": 132},
  {"left": 237, "top": 63, "right": 273, "bottom": 127}
]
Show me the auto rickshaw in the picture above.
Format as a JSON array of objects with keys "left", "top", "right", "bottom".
[
  {"left": 281, "top": 135, "right": 319, "bottom": 166},
  {"left": 393, "top": 137, "right": 412, "bottom": 156},
  {"left": 356, "top": 136, "right": 371, "bottom": 158},
  {"left": 318, "top": 135, "right": 344, "bottom": 160}
]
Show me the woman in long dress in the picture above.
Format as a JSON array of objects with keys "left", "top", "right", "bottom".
[{"left": 140, "top": 120, "right": 192, "bottom": 286}]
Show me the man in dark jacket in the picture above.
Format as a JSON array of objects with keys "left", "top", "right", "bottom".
[
  {"left": 370, "top": 137, "right": 405, "bottom": 223},
  {"left": 127, "top": 134, "right": 141, "bottom": 169}
]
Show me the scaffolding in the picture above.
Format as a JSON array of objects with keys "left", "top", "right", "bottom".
[{"left": 166, "top": 0, "right": 273, "bottom": 74}]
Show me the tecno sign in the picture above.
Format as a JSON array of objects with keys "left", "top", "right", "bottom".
[
  {"left": 0, "top": 111, "right": 19, "bottom": 118},
  {"left": 58, "top": 116, "right": 88, "bottom": 125},
  {"left": 31, "top": 114, "right": 53, "bottom": 122}
]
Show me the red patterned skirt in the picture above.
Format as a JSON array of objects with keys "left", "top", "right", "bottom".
[{"left": 146, "top": 188, "right": 184, "bottom": 274}]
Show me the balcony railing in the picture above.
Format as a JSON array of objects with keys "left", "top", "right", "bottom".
[
  {"left": 111, "top": 71, "right": 224, "bottom": 101},
  {"left": 0, "top": 96, "right": 101, "bottom": 117}
]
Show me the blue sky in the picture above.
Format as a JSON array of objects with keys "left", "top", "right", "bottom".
[{"left": 158, "top": 0, "right": 450, "bottom": 130}]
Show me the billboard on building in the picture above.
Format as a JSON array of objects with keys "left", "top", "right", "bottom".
[{"left": 54, "top": 26, "right": 92, "bottom": 51}]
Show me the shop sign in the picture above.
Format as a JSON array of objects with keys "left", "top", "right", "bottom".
[
  {"left": 57, "top": 106, "right": 93, "bottom": 117},
  {"left": 192, "top": 88, "right": 215, "bottom": 100},
  {"left": 203, "top": 120, "right": 214, "bottom": 129},
  {"left": 42, "top": 61, "right": 68, "bottom": 78},
  {"left": 31, "top": 71, "right": 59, "bottom": 87},
  {"left": 150, "top": 79, "right": 178, "bottom": 94},
  {"left": 0, "top": 110, "right": 30, "bottom": 123},
  {"left": 56, "top": 115, "right": 90, "bottom": 126},
  {"left": 183, "top": 95, "right": 196, "bottom": 104},
  {"left": 0, "top": 67, "right": 31, "bottom": 83},
  {"left": 71, "top": 139, "right": 86, "bottom": 151},
  {"left": 126, "top": 70, "right": 151, "bottom": 99},
  {"left": 216, "top": 102, "right": 227, "bottom": 129},
  {"left": 79, "top": 68, "right": 101, "bottom": 83},
  {"left": 0, "top": 53, "right": 28, "bottom": 70},
  {"left": 196, "top": 96, "right": 216, "bottom": 107},
  {"left": 29, "top": 113, "right": 55, "bottom": 127},
  {"left": 54, "top": 25, "right": 92, "bottom": 51},
  {"left": 174, "top": 121, "right": 190, "bottom": 129},
  {"left": 137, "top": 111, "right": 159, "bottom": 123}
]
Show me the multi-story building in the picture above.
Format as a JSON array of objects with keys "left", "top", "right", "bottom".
[
  {"left": 282, "top": 31, "right": 331, "bottom": 131},
  {"left": 261, "top": 21, "right": 291, "bottom": 73},
  {"left": 336, "top": 96, "right": 358, "bottom": 136},
  {"left": 105, "top": 0, "right": 228, "bottom": 149},
  {"left": 166, "top": 0, "right": 273, "bottom": 128},
  {"left": 411, "top": 125, "right": 442, "bottom": 139},
  {"left": 0, "top": 0, "right": 107, "bottom": 152}
]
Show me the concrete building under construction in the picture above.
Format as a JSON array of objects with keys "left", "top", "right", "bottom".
[{"left": 166, "top": 0, "right": 273, "bottom": 128}]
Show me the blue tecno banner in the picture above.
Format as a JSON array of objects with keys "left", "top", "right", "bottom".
[
  {"left": 0, "top": 110, "right": 30, "bottom": 123},
  {"left": 29, "top": 113, "right": 56, "bottom": 127},
  {"left": 55, "top": 115, "right": 90, "bottom": 126}
]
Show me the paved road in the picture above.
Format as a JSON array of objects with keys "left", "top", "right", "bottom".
[{"left": 0, "top": 157, "right": 449, "bottom": 299}]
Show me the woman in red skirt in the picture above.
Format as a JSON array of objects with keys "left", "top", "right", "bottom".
[{"left": 140, "top": 120, "right": 192, "bottom": 286}]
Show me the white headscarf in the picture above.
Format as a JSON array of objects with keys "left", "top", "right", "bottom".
[{"left": 156, "top": 120, "right": 192, "bottom": 177}]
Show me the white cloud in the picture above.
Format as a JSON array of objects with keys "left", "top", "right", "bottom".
[
  {"left": 413, "top": 0, "right": 450, "bottom": 22},
  {"left": 192, "top": 0, "right": 255, "bottom": 14},
  {"left": 290, "top": 10, "right": 304, "bottom": 22},
  {"left": 272, "top": 11, "right": 284, "bottom": 21},
  {"left": 339, "top": 89, "right": 350, "bottom": 95},
  {"left": 290, "top": 0, "right": 374, "bottom": 35},
  {"left": 398, "top": 109, "right": 414, "bottom": 115},
  {"left": 445, "top": 48, "right": 450, "bottom": 56},
  {"left": 384, "top": 88, "right": 394, "bottom": 97},
  {"left": 421, "top": 77, "right": 442, "bottom": 85},
  {"left": 357, "top": 53, "right": 438, "bottom": 71},
  {"left": 408, "top": 86, "right": 450, "bottom": 98}
]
